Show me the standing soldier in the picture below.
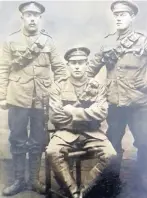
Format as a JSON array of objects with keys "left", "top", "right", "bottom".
[
  {"left": 0, "top": 1, "right": 67, "bottom": 196},
  {"left": 46, "top": 47, "right": 117, "bottom": 198},
  {"left": 88, "top": 0, "right": 147, "bottom": 191}
]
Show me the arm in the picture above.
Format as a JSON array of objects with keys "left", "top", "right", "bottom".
[
  {"left": 64, "top": 83, "right": 108, "bottom": 122},
  {"left": 87, "top": 46, "right": 105, "bottom": 78},
  {"left": 134, "top": 38, "right": 147, "bottom": 92},
  {"left": 49, "top": 82, "right": 72, "bottom": 126},
  {"left": 49, "top": 40, "right": 68, "bottom": 82},
  {"left": 0, "top": 40, "right": 11, "bottom": 101}
]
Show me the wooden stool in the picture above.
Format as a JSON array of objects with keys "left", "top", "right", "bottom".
[{"left": 45, "top": 147, "right": 101, "bottom": 198}]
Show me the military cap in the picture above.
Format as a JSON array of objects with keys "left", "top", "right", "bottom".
[
  {"left": 111, "top": 0, "right": 138, "bottom": 15},
  {"left": 64, "top": 47, "right": 90, "bottom": 61},
  {"left": 19, "top": 1, "right": 45, "bottom": 14}
]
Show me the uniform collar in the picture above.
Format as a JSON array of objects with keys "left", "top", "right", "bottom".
[
  {"left": 69, "top": 74, "right": 89, "bottom": 87},
  {"left": 22, "top": 28, "right": 39, "bottom": 37},
  {"left": 117, "top": 27, "right": 133, "bottom": 40}
]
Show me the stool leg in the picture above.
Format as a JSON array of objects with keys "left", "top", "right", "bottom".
[
  {"left": 45, "top": 152, "right": 52, "bottom": 198},
  {"left": 76, "top": 159, "right": 81, "bottom": 189}
]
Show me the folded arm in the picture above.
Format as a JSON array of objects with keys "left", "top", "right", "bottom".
[
  {"left": 63, "top": 83, "right": 108, "bottom": 122},
  {"left": 49, "top": 82, "right": 72, "bottom": 126}
]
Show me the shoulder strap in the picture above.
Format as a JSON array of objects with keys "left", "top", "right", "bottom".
[
  {"left": 120, "top": 32, "right": 142, "bottom": 48},
  {"left": 40, "top": 29, "right": 52, "bottom": 38},
  {"left": 104, "top": 32, "right": 116, "bottom": 39},
  {"left": 9, "top": 29, "right": 21, "bottom": 36}
]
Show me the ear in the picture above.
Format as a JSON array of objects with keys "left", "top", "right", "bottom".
[
  {"left": 131, "top": 13, "right": 135, "bottom": 20},
  {"left": 86, "top": 61, "right": 89, "bottom": 66},
  {"left": 21, "top": 13, "right": 23, "bottom": 20}
]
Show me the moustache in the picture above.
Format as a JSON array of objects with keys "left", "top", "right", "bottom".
[{"left": 29, "top": 23, "right": 36, "bottom": 26}]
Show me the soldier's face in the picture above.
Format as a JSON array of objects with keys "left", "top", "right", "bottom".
[
  {"left": 113, "top": 11, "right": 134, "bottom": 31},
  {"left": 21, "top": 11, "right": 41, "bottom": 33},
  {"left": 68, "top": 59, "right": 88, "bottom": 79}
]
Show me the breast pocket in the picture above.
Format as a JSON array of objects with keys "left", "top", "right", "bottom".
[
  {"left": 37, "top": 46, "right": 51, "bottom": 66},
  {"left": 9, "top": 74, "right": 32, "bottom": 84},
  {"left": 11, "top": 45, "right": 27, "bottom": 58}
]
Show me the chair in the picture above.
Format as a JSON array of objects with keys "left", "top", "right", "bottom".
[{"left": 45, "top": 141, "right": 103, "bottom": 198}]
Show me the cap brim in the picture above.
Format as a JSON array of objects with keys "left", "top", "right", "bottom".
[
  {"left": 64, "top": 47, "right": 90, "bottom": 61},
  {"left": 19, "top": 1, "right": 45, "bottom": 13},
  {"left": 68, "top": 56, "right": 88, "bottom": 61},
  {"left": 111, "top": 0, "right": 138, "bottom": 15}
]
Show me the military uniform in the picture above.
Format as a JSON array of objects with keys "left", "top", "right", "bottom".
[
  {"left": 46, "top": 47, "right": 117, "bottom": 198},
  {"left": 0, "top": 1, "right": 67, "bottom": 196},
  {"left": 88, "top": 0, "right": 147, "bottom": 190}
]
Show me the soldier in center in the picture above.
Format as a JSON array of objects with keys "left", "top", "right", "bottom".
[{"left": 46, "top": 47, "right": 117, "bottom": 198}]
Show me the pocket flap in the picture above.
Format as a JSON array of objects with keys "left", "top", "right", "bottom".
[{"left": 11, "top": 45, "right": 27, "bottom": 52}]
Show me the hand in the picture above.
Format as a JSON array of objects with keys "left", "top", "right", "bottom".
[
  {"left": 134, "top": 79, "right": 147, "bottom": 93},
  {"left": 52, "top": 110, "right": 72, "bottom": 125},
  {"left": 89, "top": 78, "right": 99, "bottom": 88},
  {"left": 0, "top": 100, "right": 8, "bottom": 110},
  {"left": 53, "top": 114, "right": 72, "bottom": 124},
  {"left": 86, "top": 79, "right": 99, "bottom": 96},
  {"left": 50, "top": 104, "right": 72, "bottom": 124}
]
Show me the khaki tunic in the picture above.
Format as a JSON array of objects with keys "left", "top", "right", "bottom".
[
  {"left": 88, "top": 30, "right": 147, "bottom": 107},
  {"left": 0, "top": 30, "right": 67, "bottom": 108},
  {"left": 49, "top": 78, "right": 108, "bottom": 141}
]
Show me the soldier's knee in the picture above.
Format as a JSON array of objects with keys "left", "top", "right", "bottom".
[
  {"left": 46, "top": 144, "right": 67, "bottom": 160},
  {"left": 46, "top": 144, "right": 61, "bottom": 157},
  {"left": 46, "top": 148, "right": 59, "bottom": 158}
]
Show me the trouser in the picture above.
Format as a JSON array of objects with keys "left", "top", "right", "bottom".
[
  {"left": 46, "top": 131, "right": 117, "bottom": 196},
  {"left": 8, "top": 105, "right": 48, "bottom": 154},
  {"left": 107, "top": 104, "right": 147, "bottom": 175}
]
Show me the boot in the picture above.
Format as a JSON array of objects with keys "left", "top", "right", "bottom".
[
  {"left": 2, "top": 153, "right": 26, "bottom": 196},
  {"left": 50, "top": 154, "right": 79, "bottom": 198},
  {"left": 80, "top": 164, "right": 103, "bottom": 198},
  {"left": 101, "top": 153, "right": 123, "bottom": 198},
  {"left": 28, "top": 153, "right": 46, "bottom": 194},
  {"left": 80, "top": 154, "right": 123, "bottom": 198}
]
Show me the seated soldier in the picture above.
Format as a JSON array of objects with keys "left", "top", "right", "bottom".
[{"left": 46, "top": 47, "right": 117, "bottom": 198}]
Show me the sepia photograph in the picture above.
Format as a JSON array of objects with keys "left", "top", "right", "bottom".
[{"left": 0, "top": 1, "right": 147, "bottom": 198}]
